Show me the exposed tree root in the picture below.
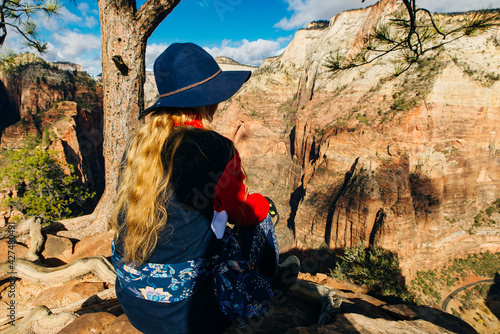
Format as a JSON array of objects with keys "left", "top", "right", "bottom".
[
  {"left": 0, "top": 306, "right": 77, "bottom": 334},
  {"left": 0, "top": 216, "right": 32, "bottom": 241},
  {"left": 55, "top": 193, "right": 114, "bottom": 240},
  {"left": 0, "top": 256, "right": 116, "bottom": 284},
  {"left": 56, "top": 217, "right": 111, "bottom": 240},
  {"left": 54, "top": 214, "right": 94, "bottom": 233},
  {"left": 0, "top": 288, "right": 117, "bottom": 328},
  {"left": 288, "top": 280, "right": 342, "bottom": 325},
  {"left": 27, "top": 217, "right": 44, "bottom": 262}
]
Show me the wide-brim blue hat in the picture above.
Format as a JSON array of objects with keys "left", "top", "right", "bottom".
[{"left": 140, "top": 43, "right": 251, "bottom": 119}]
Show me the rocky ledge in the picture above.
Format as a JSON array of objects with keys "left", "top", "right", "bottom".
[{"left": 0, "top": 219, "right": 478, "bottom": 334}]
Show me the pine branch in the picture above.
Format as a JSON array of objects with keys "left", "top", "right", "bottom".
[
  {"left": 416, "top": 7, "right": 446, "bottom": 37},
  {"left": 326, "top": 1, "right": 500, "bottom": 77},
  {"left": 0, "top": 0, "right": 60, "bottom": 52}
]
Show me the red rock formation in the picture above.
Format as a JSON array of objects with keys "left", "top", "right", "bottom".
[
  {"left": 213, "top": 0, "right": 500, "bottom": 278},
  {"left": 0, "top": 57, "right": 105, "bottom": 208}
]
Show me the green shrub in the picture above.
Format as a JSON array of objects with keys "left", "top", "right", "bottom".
[
  {"left": 471, "top": 198, "right": 500, "bottom": 229},
  {"left": 331, "top": 246, "right": 414, "bottom": 302},
  {"left": 0, "top": 139, "right": 94, "bottom": 221},
  {"left": 356, "top": 115, "right": 370, "bottom": 126}
]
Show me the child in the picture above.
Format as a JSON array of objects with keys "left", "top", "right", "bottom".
[{"left": 110, "top": 43, "right": 298, "bottom": 333}]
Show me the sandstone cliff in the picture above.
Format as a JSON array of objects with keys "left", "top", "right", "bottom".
[
  {"left": 0, "top": 0, "right": 495, "bottom": 290},
  {"left": 1, "top": 1, "right": 499, "bottom": 332},
  {"left": 0, "top": 55, "right": 105, "bottom": 207},
  {"left": 212, "top": 0, "right": 500, "bottom": 279}
]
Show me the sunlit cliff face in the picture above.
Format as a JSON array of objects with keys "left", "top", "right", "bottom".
[{"left": 210, "top": 0, "right": 500, "bottom": 279}]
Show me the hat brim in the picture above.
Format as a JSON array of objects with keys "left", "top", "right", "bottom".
[{"left": 140, "top": 70, "right": 251, "bottom": 119}]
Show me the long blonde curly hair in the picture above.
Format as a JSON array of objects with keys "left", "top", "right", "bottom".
[{"left": 110, "top": 105, "right": 217, "bottom": 264}]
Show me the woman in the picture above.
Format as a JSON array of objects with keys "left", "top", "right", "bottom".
[{"left": 110, "top": 43, "right": 296, "bottom": 333}]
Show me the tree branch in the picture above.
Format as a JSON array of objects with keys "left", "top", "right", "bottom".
[
  {"left": 416, "top": 7, "right": 446, "bottom": 37},
  {"left": 0, "top": 0, "right": 7, "bottom": 49},
  {"left": 326, "top": 1, "right": 500, "bottom": 77},
  {"left": 4, "top": 21, "right": 42, "bottom": 50},
  {"left": 401, "top": 0, "right": 418, "bottom": 55},
  {"left": 135, "top": 0, "right": 181, "bottom": 41},
  {"left": 325, "top": 41, "right": 406, "bottom": 74}
]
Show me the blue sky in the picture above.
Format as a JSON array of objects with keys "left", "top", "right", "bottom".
[{"left": 3, "top": 0, "right": 498, "bottom": 76}]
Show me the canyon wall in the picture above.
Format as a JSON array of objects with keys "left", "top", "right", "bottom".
[
  {"left": 1, "top": 0, "right": 499, "bottom": 279},
  {"left": 0, "top": 2, "right": 497, "bottom": 332},
  {"left": 0, "top": 56, "right": 105, "bottom": 205},
  {"left": 212, "top": 0, "right": 500, "bottom": 278}
]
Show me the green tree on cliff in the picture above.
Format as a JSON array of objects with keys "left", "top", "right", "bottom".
[
  {"left": 332, "top": 246, "right": 413, "bottom": 302},
  {"left": 0, "top": 136, "right": 94, "bottom": 221},
  {"left": 326, "top": 0, "right": 500, "bottom": 75},
  {"left": 0, "top": 0, "right": 61, "bottom": 52}
]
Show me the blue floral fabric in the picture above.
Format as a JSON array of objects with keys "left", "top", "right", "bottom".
[
  {"left": 112, "top": 242, "right": 213, "bottom": 303},
  {"left": 112, "top": 215, "right": 275, "bottom": 322},
  {"left": 212, "top": 226, "right": 273, "bottom": 321}
]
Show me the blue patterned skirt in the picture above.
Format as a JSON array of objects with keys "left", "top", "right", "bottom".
[{"left": 112, "top": 214, "right": 278, "bottom": 323}]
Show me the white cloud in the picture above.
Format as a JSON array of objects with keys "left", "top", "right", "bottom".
[
  {"left": 76, "top": 3, "right": 99, "bottom": 28},
  {"left": 145, "top": 38, "right": 289, "bottom": 71},
  {"left": 204, "top": 38, "right": 287, "bottom": 66},
  {"left": 43, "top": 39, "right": 102, "bottom": 77},
  {"left": 42, "top": 29, "right": 101, "bottom": 75},
  {"left": 82, "top": 16, "right": 98, "bottom": 28},
  {"left": 41, "top": 6, "right": 82, "bottom": 31},
  {"left": 49, "top": 30, "right": 101, "bottom": 58},
  {"left": 275, "top": 0, "right": 377, "bottom": 30},
  {"left": 146, "top": 43, "right": 170, "bottom": 70},
  {"left": 77, "top": 3, "right": 90, "bottom": 16},
  {"left": 41, "top": 6, "right": 98, "bottom": 31},
  {"left": 58, "top": 7, "right": 83, "bottom": 24},
  {"left": 275, "top": 0, "right": 497, "bottom": 31},
  {"left": 75, "top": 54, "right": 102, "bottom": 77}
]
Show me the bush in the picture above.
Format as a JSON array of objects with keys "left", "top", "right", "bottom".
[
  {"left": 0, "top": 138, "right": 94, "bottom": 221},
  {"left": 331, "top": 246, "right": 414, "bottom": 302}
]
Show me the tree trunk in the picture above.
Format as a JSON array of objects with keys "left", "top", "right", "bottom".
[
  {"left": 57, "top": 0, "right": 180, "bottom": 239},
  {"left": 92, "top": 1, "right": 145, "bottom": 235}
]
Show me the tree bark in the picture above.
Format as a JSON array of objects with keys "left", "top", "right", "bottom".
[
  {"left": 26, "top": 217, "right": 44, "bottom": 262},
  {"left": 57, "top": 0, "right": 181, "bottom": 239}
]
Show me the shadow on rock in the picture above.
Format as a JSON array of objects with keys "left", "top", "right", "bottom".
[{"left": 486, "top": 273, "right": 500, "bottom": 321}]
